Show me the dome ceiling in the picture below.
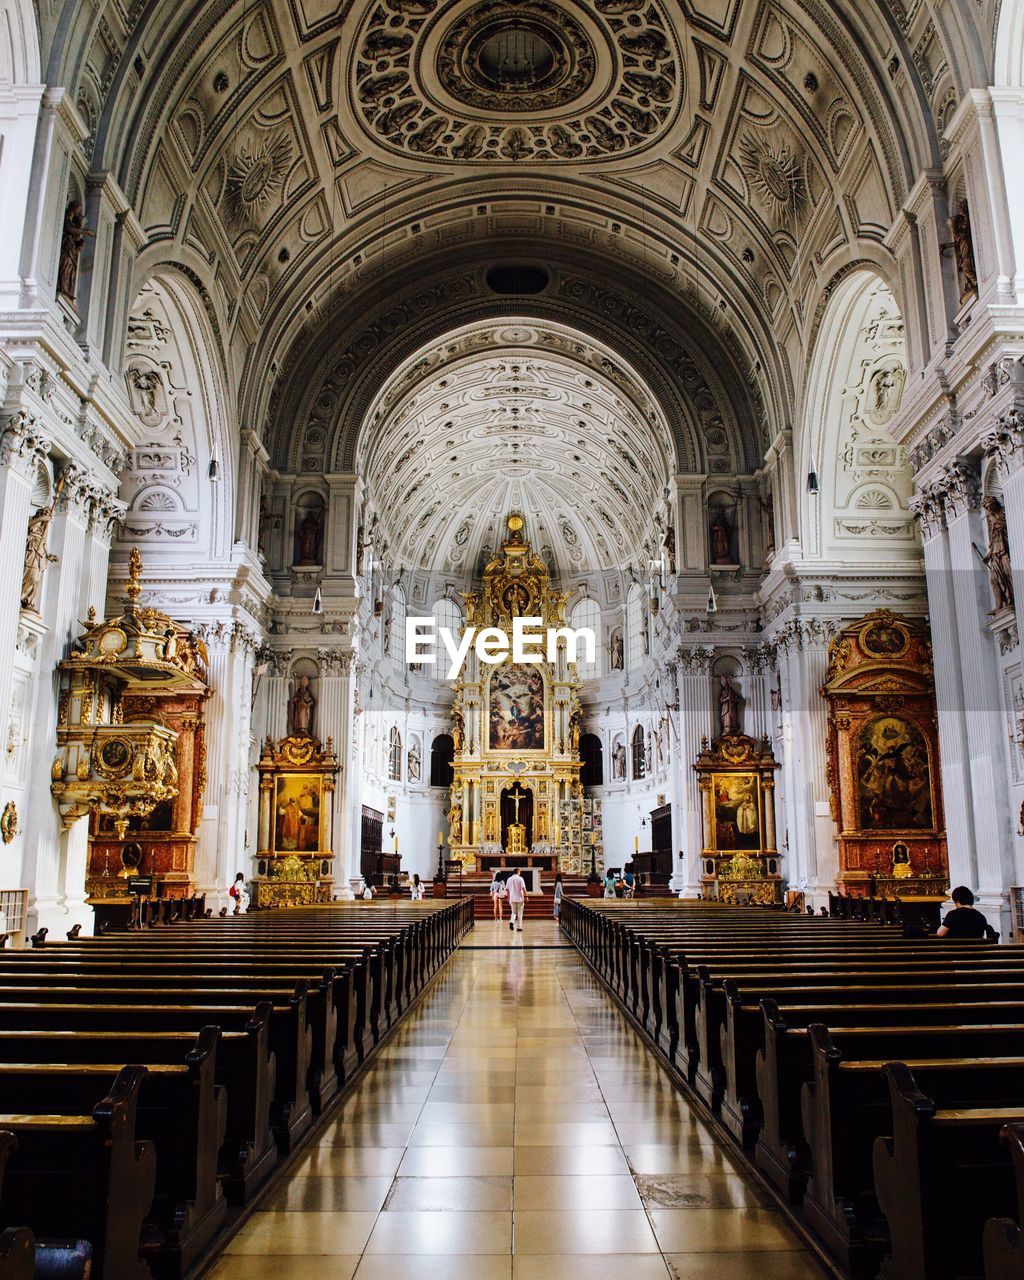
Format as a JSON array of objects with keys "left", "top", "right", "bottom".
[{"left": 358, "top": 320, "right": 673, "bottom": 581}]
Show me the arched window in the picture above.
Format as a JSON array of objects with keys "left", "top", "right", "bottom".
[
  {"left": 580, "top": 733, "right": 604, "bottom": 787},
  {"left": 570, "top": 597, "right": 601, "bottom": 680},
  {"left": 631, "top": 724, "right": 646, "bottom": 779},
  {"left": 432, "top": 596, "right": 463, "bottom": 634},
  {"left": 627, "top": 585, "right": 646, "bottom": 671},
  {"left": 388, "top": 726, "right": 402, "bottom": 781},
  {"left": 389, "top": 586, "right": 406, "bottom": 658},
  {"left": 430, "top": 734, "right": 455, "bottom": 787}
]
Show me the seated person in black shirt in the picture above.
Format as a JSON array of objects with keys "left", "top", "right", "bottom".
[{"left": 936, "top": 885, "right": 989, "bottom": 939}]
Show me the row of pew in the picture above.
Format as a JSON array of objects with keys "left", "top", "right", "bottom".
[
  {"left": 0, "top": 898, "right": 473, "bottom": 1280},
  {"left": 560, "top": 897, "right": 1024, "bottom": 1280}
]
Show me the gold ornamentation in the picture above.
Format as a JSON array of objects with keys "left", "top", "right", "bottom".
[{"left": 0, "top": 802, "right": 17, "bottom": 844}]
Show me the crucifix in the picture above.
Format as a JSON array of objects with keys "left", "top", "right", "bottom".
[{"left": 510, "top": 784, "right": 526, "bottom": 823}]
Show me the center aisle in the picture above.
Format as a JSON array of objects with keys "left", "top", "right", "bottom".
[{"left": 208, "top": 918, "right": 822, "bottom": 1280}]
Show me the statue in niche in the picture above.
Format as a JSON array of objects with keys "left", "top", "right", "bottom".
[
  {"left": 610, "top": 630, "right": 624, "bottom": 671},
  {"left": 57, "top": 201, "right": 92, "bottom": 302},
  {"left": 982, "top": 496, "right": 1014, "bottom": 611},
  {"left": 451, "top": 707, "right": 465, "bottom": 753},
  {"left": 355, "top": 524, "right": 366, "bottom": 574},
  {"left": 295, "top": 508, "right": 322, "bottom": 565},
  {"left": 21, "top": 509, "right": 58, "bottom": 611},
  {"left": 612, "top": 740, "right": 626, "bottom": 779},
  {"left": 569, "top": 705, "right": 582, "bottom": 753},
  {"left": 125, "top": 367, "right": 164, "bottom": 427},
  {"left": 407, "top": 741, "right": 421, "bottom": 782},
  {"left": 288, "top": 674, "right": 316, "bottom": 737},
  {"left": 447, "top": 803, "right": 462, "bottom": 846},
  {"left": 662, "top": 525, "right": 677, "bottom": 574},
  {"left": 952, "top": 201, "right": 978, "bottom": 303},
  {"left": 718, "top": 675, "right": 741, "bottom": 738},
  {"left": 710, "top": 508, "right": 734, "bottom": 564}
]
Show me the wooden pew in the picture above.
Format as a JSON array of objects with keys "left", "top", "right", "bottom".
[
  {"left": 984, "top": 1122, "right": 1024, "bottom": 1280},
  {"left": 0, "top": 1028, "right": 226, "bottom": 1279},
  {"left": 0, "top": 1133, "right": 32, "bottom": 1280},
  {"left": 873, "top": 1062, "right": 1024, "bottom": 1280},
  {"left": 0, "top": 1065, "right": 155, "bottom": 1280},
  {"left": 0, "top": 1011, "right": 276, "bottom": 1205},
  {"left": 755, "top": 1004, "right": 1024, "bottom": 1203}
]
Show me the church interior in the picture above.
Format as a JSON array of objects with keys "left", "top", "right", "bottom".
[{"left": 3, "top": 0, "right": 1024, "bottom": 1275}]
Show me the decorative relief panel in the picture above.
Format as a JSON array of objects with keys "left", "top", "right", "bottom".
[{"left": 348, "top": 0, "right": 682, "bottom": 164}]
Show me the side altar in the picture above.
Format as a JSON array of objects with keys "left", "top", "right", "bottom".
[{"left": 447, "top": 513, "right": 584, "bottom": 873}]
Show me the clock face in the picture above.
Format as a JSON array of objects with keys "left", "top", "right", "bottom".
[{"left": 100, "top": 739, "right": 130, "bottom": 772}]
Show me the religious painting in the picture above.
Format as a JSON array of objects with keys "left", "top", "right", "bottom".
[
  {"left": 274, "top": 774, "right": 323, "bottom": 852},
  {"left": 712, "top": 773, "right": 762, "bottom": 851},
  {"left": 862, "top": 618, "right": 908, "bottom": 657},
  {"left": 489, "top": 664, "right": 545, "bottom": 751},
  {"left": 856, "top": 716, "right": 933, "bottom": 830}
]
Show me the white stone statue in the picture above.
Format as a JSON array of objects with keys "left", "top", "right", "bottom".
[{"left": 21, "top": 509, "right": 58, "bottom": 612}]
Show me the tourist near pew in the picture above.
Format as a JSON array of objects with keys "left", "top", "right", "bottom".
[
  {"left": 872, "top": 1062, "right": 1024, "bottom": 1280},
  {"left": 798, "top": 1028, "right": 1024, "bottom": 1277},
  {"left": 753, "top": 1004, "right": 1024, "bottom": 1204},
  {"left": 984, "top": 1123, "right": 1024, "bottom": 1280},
  {"left": 0, "top": 1065, "right": 155, "bottom": 1280},
  {"left": 0, "top": 1032, "right": 226, "bottom": 1280}
]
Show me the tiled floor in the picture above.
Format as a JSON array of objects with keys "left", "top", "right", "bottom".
[{"left": 208, "top": 920, "right": 824, "bottom": 1279}]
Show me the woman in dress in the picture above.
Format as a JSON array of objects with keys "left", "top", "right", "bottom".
[
  {"left": 410, "top": 873, "right": 424, "bottom": 901},
  {"left": 229, "top": 872, "right": 250, "bottom": 915},
  {"left": 552, "top": 872, "right": 564, "bottom": 919},
  {"left": 489, "top": 871, "right": 506, "bottom": 921}
]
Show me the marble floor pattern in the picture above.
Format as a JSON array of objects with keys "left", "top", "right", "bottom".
[{"left": 207, "top": 919, "right": 824, "bottom": 1280}]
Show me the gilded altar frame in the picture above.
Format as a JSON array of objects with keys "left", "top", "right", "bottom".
[
  {"left": 695, "top": 734, "right": 781, "bottom": 904},
  {"left": 446, "top": 514, "right": 583, "bottom": 872},
  {"left": 255, "top": 734, "right": 339, "bottom": 901},
  {"left": 821, "top": 610, "right": 948, "bottom": 897}
]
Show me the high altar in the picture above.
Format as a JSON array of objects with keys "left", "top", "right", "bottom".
[{"left": 447, "top": 513, "right": 583, "bottom": 872}]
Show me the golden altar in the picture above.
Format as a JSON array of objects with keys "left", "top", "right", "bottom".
[{"left": 446, "top": 513, "right": 584, "bottom": 873}]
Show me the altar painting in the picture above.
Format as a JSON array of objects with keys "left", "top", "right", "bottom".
[
  {"left": 489, "top": 664, "right": 544, "bottom": 751},
  {"left": 712, "top": 773, "right": 761, "bottom": 851},
  {"left": 856, "top": 716, "right": 932, "bottom": 830},
  {"left": 274, "top": 774, "right": 323, "bottom": 852}
]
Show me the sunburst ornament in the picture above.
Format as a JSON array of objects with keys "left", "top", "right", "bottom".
[
  {"left": 224, "top": 133, "right": 292, "bottom": 223},
  {"left": 737, "top": 132, "right": 806, "bottom": 225}
]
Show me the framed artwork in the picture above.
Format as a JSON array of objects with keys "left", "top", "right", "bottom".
[
  {"left": 855, "top": 715, "right": 933, "bottom": 831},
  {"left": 711, "top": 773, "right": 762, "bottom": 851},
  {"left": 489, "top": 663, "right": 545, "bottom": 751},
  {"left": 274, "top": 773, "right": 323, "bottom": 852}
]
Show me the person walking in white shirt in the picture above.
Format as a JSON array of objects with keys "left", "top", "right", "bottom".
[{"left": 506, "top": 868, "right": 527, "bottom": 932}]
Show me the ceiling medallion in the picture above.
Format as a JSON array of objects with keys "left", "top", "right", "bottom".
[
  {"left": 351, "top": 0, "right": 681, "bottom": 164},
  {"left": 737, "top": 133, "right": 806, "bottom": 226},
  {"left": 438, "top": 2, "right": 594, "bottom": 113},
  {"left": 223, "top": 133, "right": 292, "bottom": 223}
]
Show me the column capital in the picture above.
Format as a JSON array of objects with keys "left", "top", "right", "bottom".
[
  {"left": 0, "top": 410, "right": 50, "bottom": 480},
  {"left": 908, "top": 489, "right": 945, "bottom": 540},
  {"left": 54, "top": 462, "right": 93, "bottom": 518},
  {"left": 981, "top": 407, "right": 1024, "bottom": 477},
  {"left": 317, "top": 647, "right": 353, "bottom": 675},
  {"left": 86, "top": 489, "right": 126, "bottom": 545},
  {"left": 773, "top": 617, "right": 835, "bottom": 651},
  {"left": 676, "top": 644, "right": 715, "bottom": 674},
  {"left": 741, "top": 642, "right": 776, "bottom": 674}
]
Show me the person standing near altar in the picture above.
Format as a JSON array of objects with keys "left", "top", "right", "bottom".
[{"left": 507, "top": 867, "right": 526, "bottom": 932}]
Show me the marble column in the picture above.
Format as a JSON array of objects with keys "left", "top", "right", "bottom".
[
  {"left": 196, "top": 622, "right": 259, "bottom": 907},
  {"left": 674, "top": 646, "right": 714, "bottom": 895},
  {"left": 772, "top": 618, "right": 835, "bottom": 904},
  {"left": 910, "top": 487, "right": 978, "bottom": 896},
  {"left": 317, "top": 647, "right": 356, "bottom": 895},
  {"left": 21, "top": 464, "right": 93, "bottom": 935},
  {"left": 0, "top": 84, "right": 45, "bottom": 308},
  {"left": 940, "top": 462, "right": 1013, "bottom": 930},
  {"left": 0, "top": 414, "right": 50, "bottom": 763}
]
